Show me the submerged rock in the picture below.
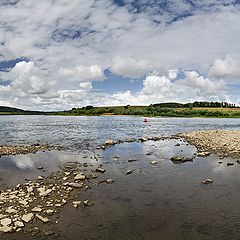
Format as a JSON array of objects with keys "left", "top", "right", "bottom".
[
  {"left": 83, "top": 200, "right": 94, "bottom": 206},
  {"left": 227, "top": 162, "right": 234, "bottom": 166}
]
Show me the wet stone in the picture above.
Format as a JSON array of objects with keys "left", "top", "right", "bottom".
[{"left": 202, "top": 179, "right": 213, "bottom": 185}]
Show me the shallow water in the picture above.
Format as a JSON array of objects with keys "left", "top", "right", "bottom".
[
  {"left": 1, "top": 116, "right": 240, "bottom": 239},
  {"left": 1, "top": 115, "right": 240, "bottom": 151}
]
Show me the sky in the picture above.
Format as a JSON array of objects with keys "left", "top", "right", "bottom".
[{"left": 0, "top": 0, "right": 240, "bottom": 110}]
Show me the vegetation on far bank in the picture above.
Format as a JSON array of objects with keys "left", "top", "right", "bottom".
[{"left": 1, "top": 101, "right": 240, "bottom": 118}]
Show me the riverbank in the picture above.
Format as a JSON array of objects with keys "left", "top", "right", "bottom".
[{"left": 179, "top": 130, "right": 240, "bottom": 158}]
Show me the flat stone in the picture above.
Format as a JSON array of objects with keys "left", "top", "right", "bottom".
[
  {"left": 197, "top": 152, "right": 211, "bottom": 157},
  {"left": 74, "top": 174, "right": 86, "bottom": 180},
  {"left": 202, "top": 178, "right": 213, "bottom": 185},
  {"left": 46, "top": 209, "right": 54, "bottom": 214},
  {"left": 14, "top": 220, "right": 24, "bottom": 228},
  {"left": 72, "top": 201, "right": 81, "bottom": 208},
  {"left": 96, "top": 168, "right": 106, "bottom": 173},
  {"left": 0, "top": 214, "right": 8, "bottom": 220},
  {"left": 67, "top": 182, "right": 83, "bottom": 188},
  {"left": 0, "top": 226, "right": 12, "bottom": 233},
  {"left": 44, "top": 230, "right": 54, "bottom": 236},
  {"left": 128, "top": 159, "right": 137, "bottom": 162},
  {"left": 36, "top": 214, "right": 49, "bottom": 223},
  {"left": 27, "top": 186, "right": 34, "bottom": 193},
  {"left": 150, "top": 161, "right": 158, "bottom": 165},
  {"left": 32, "top": 207, "right": 42, "bottom": 212},
  {"left": 38, "top": 187, "right": 52, "bottom": 197},
  {"left": 1, "top": 218, "right": 12, "bottom": 226},
  {"left": 37, "top": 176, "right": 44, "bottom": 180},
  {"left": 22, "top": 213, "right": 34, "bottom": 223},
  {"left": 5, "top": 207, "right": 17, "bottom": 214},
  {"left": 19, "top": 200, "right": 28, "bottom": 206}
]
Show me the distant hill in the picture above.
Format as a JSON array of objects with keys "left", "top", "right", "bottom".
[
  {"left": 0, "top": 106, "right": 25, "bottom": 113},
  {"left": 0, "top": 106, "right": 44, "bottom": 115}
]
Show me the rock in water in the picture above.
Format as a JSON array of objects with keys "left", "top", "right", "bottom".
[
  {"left": 202, "top": 178, "right": 213, "bottom": 185},
  {"left": 36, "top": 214, "right": 49, "bottom": 223},
  {"left": 150, "top": 161, "right": 158, "bottom": 165},
  {"left": 96, "top": 168, "right": 106, "bottom": 173}
]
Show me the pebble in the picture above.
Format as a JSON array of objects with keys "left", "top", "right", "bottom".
[{"left": 126, "top": 170, "right": 132, "bottom": 175}]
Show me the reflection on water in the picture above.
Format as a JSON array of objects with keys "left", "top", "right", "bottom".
[
  {"left": 0, "top": 150, "right": 95, "bottom": 188},
  {"left": 4, "top": 139, "right": 239, "bottom": 240}
]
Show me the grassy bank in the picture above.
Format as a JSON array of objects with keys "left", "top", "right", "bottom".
[
  {"left": 1, "top": 103, "right": 240, "bottom": 118},
  {"left": 54, "top": 106, "right": 240, "bottom": 118}
]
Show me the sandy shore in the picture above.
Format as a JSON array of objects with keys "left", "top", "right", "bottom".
[{"left": 179, "top": 130, "right": 240, "bottom": 158}]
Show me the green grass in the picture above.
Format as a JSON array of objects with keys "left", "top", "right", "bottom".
[{"left": 54, "top": 106, "right": 240, "bottom": 118}]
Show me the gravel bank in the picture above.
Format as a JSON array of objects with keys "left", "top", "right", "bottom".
[{"left": 179, "top": 130, "right": 240, "bottom": 158}]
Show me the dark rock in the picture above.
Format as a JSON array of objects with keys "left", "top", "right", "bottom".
[{"left": 128, "top": 159, "right": 137, "bottom": 162}]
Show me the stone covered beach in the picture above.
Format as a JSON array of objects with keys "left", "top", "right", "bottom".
[
  {"left": 179, "top": 130, "right": 240, "bottom": 158},
  {"left": 0, "top": 129, "right": 240, "bottom": 239}
]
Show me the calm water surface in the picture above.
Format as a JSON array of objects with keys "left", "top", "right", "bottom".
[{"left": 1, "top": 116, "right": 240, "bottom": 240}]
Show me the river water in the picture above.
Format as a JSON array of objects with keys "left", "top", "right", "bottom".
[{"left": 1, "top": 116, "right": 240, "bottom": 240}]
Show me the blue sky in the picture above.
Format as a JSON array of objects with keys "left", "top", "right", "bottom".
[{"left": 0, "top": 0, "right": 240, "bottom": 110}]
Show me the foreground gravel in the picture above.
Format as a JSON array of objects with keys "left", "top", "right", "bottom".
[{"left": 179, "top": 130, "right": 240, "bottom": 158}]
